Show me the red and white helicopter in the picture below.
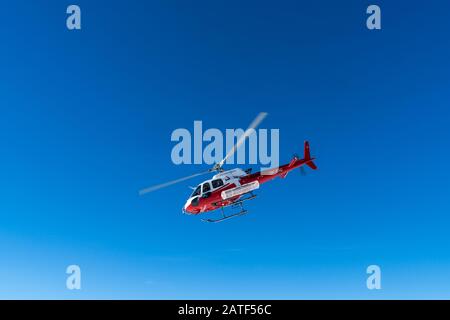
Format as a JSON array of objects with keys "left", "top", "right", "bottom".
[{"left": 139, "top": 113, "right": 317, "bottom": 223}]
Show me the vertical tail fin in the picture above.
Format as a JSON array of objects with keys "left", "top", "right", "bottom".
[
  {"left": 304, "top": 141, "right": 311, "bottom": 160},
  {"left": 303, "top": 141, "right": 317, "bottom": 170}
]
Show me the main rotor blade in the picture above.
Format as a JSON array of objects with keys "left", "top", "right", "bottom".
[
  {"left": 139, "top": 170, "right": 210, "bottom": 195},
  {"left": 217, "top": 112, "right": 268, "bottom": 169}
]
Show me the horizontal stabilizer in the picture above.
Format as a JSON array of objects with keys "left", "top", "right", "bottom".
[{"left": 305, "top": 159, "right": 317, "bottom": 170}]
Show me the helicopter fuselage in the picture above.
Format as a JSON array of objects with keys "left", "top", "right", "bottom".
[{"left": 182, "top": 155, "right": 316, "bottom": 215}]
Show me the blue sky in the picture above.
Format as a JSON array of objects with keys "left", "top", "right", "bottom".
[{"left": 1, "top": 0, "right": 450, "bottom": 299}]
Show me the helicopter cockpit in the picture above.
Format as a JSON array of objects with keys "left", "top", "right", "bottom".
[
  {"left": 190, "top": 185, "right": 201, "bottom": 198},
  {"left": 189, "top": 177, "right": 228, "bottom": 199}
]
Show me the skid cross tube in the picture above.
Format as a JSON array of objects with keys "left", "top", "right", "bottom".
[{"left": 201, "top": 193, "right": 257, "bottom": 223}]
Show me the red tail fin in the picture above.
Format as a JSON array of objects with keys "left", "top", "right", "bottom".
[
  {"left": 304, "top": 141, "right": 317, "bottom": 170},
  {"left": 304, "top": 141, "right": 311, "bottom": 160}
]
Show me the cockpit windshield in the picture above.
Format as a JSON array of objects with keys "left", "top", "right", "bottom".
[{"left": 191, "top": 185, "right": 201, "bottom": 198}]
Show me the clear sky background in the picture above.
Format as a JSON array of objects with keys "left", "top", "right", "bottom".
[{"left": 1, "top": 0, "right": 450, "bottom": 299}]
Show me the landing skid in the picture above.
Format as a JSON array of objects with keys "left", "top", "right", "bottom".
[
  {"left": 201, "top": 193, "right": 257, "bottom": 223},
  {"left": 201, "top": 209, "right": 248, "bottom": 223}
]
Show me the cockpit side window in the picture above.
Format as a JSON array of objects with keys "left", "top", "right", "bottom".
[
  {"left": 212, "top": 179, "right": 224, "bottom": 189},
  {"left": 202, "top": 182, "right": 211, "bottom": 193},
  {"left": 191, "top": 185, "right": 201, "bottom": 197}
]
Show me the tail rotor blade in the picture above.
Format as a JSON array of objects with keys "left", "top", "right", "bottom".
[{"left": 300, "top": 166, "right": 306, "bottom": 176}]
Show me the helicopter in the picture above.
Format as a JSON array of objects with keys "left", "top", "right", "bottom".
[{"left": 139, "top": 113, "right": 317, "bottom": 223}]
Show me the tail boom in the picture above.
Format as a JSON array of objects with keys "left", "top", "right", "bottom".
[{"left": 239, "top": 141, "right": 317, "bottom": 186}]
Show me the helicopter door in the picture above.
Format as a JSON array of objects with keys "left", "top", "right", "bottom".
[
  {"left": 202, "top": 182, "right": 212, "bottom": 198},
  {"left": 211, "top": 178, "right": 224, "bottom": 189}
]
